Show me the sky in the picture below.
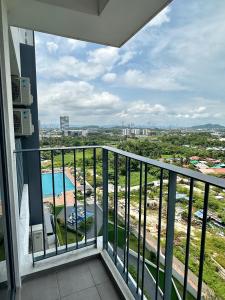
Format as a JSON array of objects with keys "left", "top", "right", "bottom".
[{"left": 35, "top": 0, "right": 225, "bottom": 128}]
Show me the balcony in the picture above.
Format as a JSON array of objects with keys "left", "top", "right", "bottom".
[{"left": 11, "top": 145, "right": 225, "bottom": 300}]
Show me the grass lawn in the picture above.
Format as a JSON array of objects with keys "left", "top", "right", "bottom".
[
  {"left": 118, "top": 171, "right": 154, "bottom": 186},
  {"left": 42, "top": 150, "right": 95, "bottom": 169},
  {"left": 55, "top": 205, "right": 64, "bottom": 216},
  {"left": 56, "top": 221, "right": 83, "bottom": 246},
  {"left": 55, "top": 205, "right": 83, "bottom": 246}
]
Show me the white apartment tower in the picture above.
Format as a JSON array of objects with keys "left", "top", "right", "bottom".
[{"left": 60, "top": 116, "right": 69, "bottom": 131}]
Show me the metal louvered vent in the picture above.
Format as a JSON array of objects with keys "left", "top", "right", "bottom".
[
  {"left": 13, "top": 110, "right": 22, "bottom": 134},
  {"left": 12, "top": 76, "right": 21, "bottom": 104}
]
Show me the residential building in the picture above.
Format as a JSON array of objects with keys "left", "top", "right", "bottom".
[
  {"left": 64, "top": 129, "right": 88, "bottom": 137},
  {"left": 0, "top": 1, "right": 224, "bottom": 300},
  {"left": 60, "top": 116, "right": 69, "bottom": 131},
  {"left": 122, "top": 128, "right": 131, "bottom": 136},
  {"left": 142, "top": 129, "right": 150, "bottom": 136}
]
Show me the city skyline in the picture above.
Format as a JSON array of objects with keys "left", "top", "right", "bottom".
[{"left": 36, "top": 0, "right": 225, "bottom": 127}]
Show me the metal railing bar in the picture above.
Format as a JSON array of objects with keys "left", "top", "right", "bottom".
[
  {"left": 51, "top": 150, "right": 58, "bottom": 255},
  {"left": 93, "top": 148, "right": 97, "bottom": 247},
  {"left": 14, "top": 145, "right": 102, "bottom": 153},
  {"left": 33, "top": 240, "right": 95, "bottom": 262},
  {"left": 155, "top": 168, "right": 163, "bottom": 300},
  {"left": 126, "top": 157, "right": 131, "bottom": 284},
  {"left": 83, "top": 148, "right": 87, "bottom": 245},
  {"left": 73, "top": 149, "right": 78, "bottom": 249},
  {"left": 164, "top": 171, "right": 177, "bottom": 300},
  {"left": 114, "top": 153, "right": 118, "bottom": 265},
  {"left": 103, "top": 146, "right": 225, "bottom": 189},
  {"left": 102, "top": 149, "right": 109, "bottom": 250},
  {"left": 62, "top": 149, "right": 68, "bottom": 250},
  {"left": 38, "top": 150, "right": 46, "bottom": 257},
  {"left": 14, "top": 145, "right": 225, "bottom": 188},
  {"left": 141, "top": 163, "right": 148, "bottom": 300},
  {"left": 183, "top": 178, "right": 194, "bottom": 300},
  {"left": 123, "top": 156, "right": 128, "bottom": 273},
  {"left": 197, "top": 183, "right": 210, "bottom": 300},
  {"left": 136, "top": 161, "right": 143, "bottom": 293},
  {"left": 25, "top": 152, "right": 35, "bottom": 266}
]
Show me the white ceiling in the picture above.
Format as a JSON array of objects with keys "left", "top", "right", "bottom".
[
  {"left": 35, "top": 0, "right": 109, "bottom": 15},
  {"left": 6, "top": 0, "right": 172, "bottom": 47}
]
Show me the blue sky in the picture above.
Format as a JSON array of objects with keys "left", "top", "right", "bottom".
[{"left": 35, "top": 0, "right": 225, "bottom": 127}]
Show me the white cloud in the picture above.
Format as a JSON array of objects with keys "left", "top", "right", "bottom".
[
  {"left": 116, "top": 102, "right": 166, "bottom": 120},
  {"left": 46, "top": 42, "right": 58, "bottom": 53},
  {"left": 38, "top": 80, "right": 122, "bottom": 123},
  {"left": 35, "top": 1, "right": 225, "bottom": 126},
  {"left": 88, "top": 47, "right": 120, "bottom": 67},
  {"left": 102, "top": 73, "right": 117, "bottom": 83},
  {"left": 37, "top": 46, "right": 122, "bottom": 81},
  {"left": 118, "top": 51, "right": 136, "bottom": 66},
  {"left": 121, "top": 68, "right": 188, "bottom": 91},
  {"left": 127, "top": 102, "right": 166, "bottom": 114},
  {"left": 193, "top": 106, "right": 206, "bottom": 113}
]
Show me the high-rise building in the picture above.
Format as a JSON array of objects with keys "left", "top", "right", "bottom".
[{"left": 60, "top": 116, "right": 69, "bottom": 131}]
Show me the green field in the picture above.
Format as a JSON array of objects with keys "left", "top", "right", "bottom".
[{"left": 55, "top": 205, "right": 83, "bottom": 246}]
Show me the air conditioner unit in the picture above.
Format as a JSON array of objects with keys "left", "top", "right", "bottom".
[
  {"left": 13, "top": 109, "right": 34, "bottom": 136},
  {"left": 31, "top": 224, "right": 44, "bottom": 253},
  {"left": 12, "top": 76, "right": 33, "bottom": 106}
]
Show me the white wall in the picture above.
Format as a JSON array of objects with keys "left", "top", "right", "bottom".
[
  {"left": 0, "top": 0, "right": 21, "bottom": 287},
  {"left": 9, "top": 26, "right": 34, "bottom": 76}
]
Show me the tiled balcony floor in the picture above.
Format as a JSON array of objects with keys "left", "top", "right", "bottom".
[{"left": 20, "top": 257, "right": 123, "bottom": 300}]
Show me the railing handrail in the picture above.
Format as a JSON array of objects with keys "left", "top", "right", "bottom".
[
  {"left": 103, "top": 146, "right": 225, "bottom": 189},
  {"left": 13, "top": 145, "right": 102, "bottom": 153},
  {"left": 14, "top": 145, "right": 225, "bottom": 189}
]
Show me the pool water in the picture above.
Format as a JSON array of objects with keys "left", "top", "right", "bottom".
[{"left": 42, "top": 172, "right": 75, "bottom": 197}]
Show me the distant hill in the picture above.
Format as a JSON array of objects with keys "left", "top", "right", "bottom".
[{"left": 190, "top": 124, "right": 225, "bottom": 130}]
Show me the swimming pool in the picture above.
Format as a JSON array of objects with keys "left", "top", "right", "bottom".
[{"left": 42, "top": 172, "right": 75, "bottom": 197}]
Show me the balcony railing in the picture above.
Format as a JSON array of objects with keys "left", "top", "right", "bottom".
[{"left": 14, "top": 146, "right": 225, "bottom": 300}]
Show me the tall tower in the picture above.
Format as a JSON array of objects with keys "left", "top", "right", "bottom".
[{"left": 60, "top": 116, "right": 69, "bottom": 131}]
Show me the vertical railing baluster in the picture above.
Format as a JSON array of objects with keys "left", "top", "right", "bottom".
[
  {"left": 197, "top": 183, "right": 209, "bottom": 300},
  {"left": 38, "top": 150, "right": 46, "bottom": 257},
  {"left": 114, "top": 153, "right": 118, "bottom": 265},
  {"left": 141, "top": 163, "right": 148, "bottom": 300},
  {"left": 62, "top": 149, "right": 68, "bottom": 250},
  {"left": 83, "top": 148, "right": 87, "bottom": 244},
  {"left": 155, "top": 168, "right": 163, "bottom": 300},
  {"left": 73, "top": 149, "right": 78, "bottom": 249},
  {"left": 26, "top": 152, "right": 35, "bottom": 266},
  {"left": 51, "top": 150, "right": 57, "bottom": 255},
  {"left": 123, "top": 157, "right": 128, "bottom": 273},
  {"left": 164, "top": 171, "right": 177, "bottom": 300},
  {"left": 102, "top": 148, "right": 109, "bottom": 250},
  {"left": 93, "top": 148, "right": 97, "bottom": 247},
  {"left": 126, "top": 157, "right": 131, "bottom": 284},
  {"left": 136, "top": 161, "right": 143, "bottom": 294},
  {"left": 183, "top": 178, "right": 194, "bottom": 300}
]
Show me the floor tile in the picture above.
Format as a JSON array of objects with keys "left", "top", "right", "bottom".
[
  {"left": 57, "top": 263, "right": 95, "bottom": 298},
  {"left": 62, "top": 286, "right": 101, "bottom": 300},
  {"left": 21, "top": 273, "right": 60, "bottom": 300},
  {"left": 97, "top": 280, "right": 122, "bottom": 300},
  {"left": 88, "top": 259, "right": 109, "bottom": 285}
]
